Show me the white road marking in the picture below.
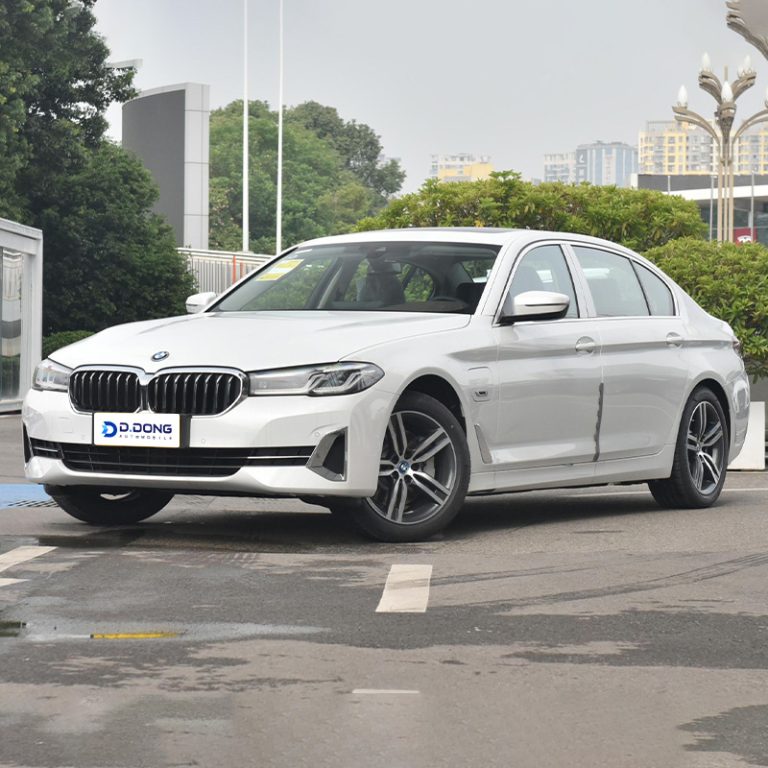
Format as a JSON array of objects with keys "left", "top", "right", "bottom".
[
  {"left": 376, "top": 564, "right": 433, "bottom": 613},
  {"left": 0, "top": 578, "right": 26, "bottom": 588},
  {"left": 0, "top": 545, "right": 57, "bottom": 574},
  {"left": 352, "top": 689, "right": 420, "bottom": 695}
]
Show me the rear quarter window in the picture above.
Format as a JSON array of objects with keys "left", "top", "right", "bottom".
[{"left": 634, "top": 263, "right": 675, "bottom": 316}]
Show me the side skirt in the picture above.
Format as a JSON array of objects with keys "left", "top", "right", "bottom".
[{"left": 467, "top": 445, "right": 675, "bottom": 495}]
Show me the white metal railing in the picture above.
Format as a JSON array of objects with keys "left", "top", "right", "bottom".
[{"left": 179, "top": 248, "right": 274, "bottom": 294}]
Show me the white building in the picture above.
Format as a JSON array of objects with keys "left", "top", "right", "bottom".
[
  {"left": 543, "top": 152, "right": 575, "bottom": 183},
  {"left": 0, "top": 218, "right": 42, "bottom": 412}
]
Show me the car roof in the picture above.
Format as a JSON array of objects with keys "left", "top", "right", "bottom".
[{"left": 297, "top": 227, "right": 641, "bottom": 255}]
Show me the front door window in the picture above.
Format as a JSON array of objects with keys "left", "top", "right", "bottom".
[{"left": 508, "top": 244, "right": 579, "bottom": 318}]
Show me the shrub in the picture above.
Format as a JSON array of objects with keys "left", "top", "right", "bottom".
[
  {"left": 644, "top": 238, "right": 768, "bottom": 379},
  {"left": 356, "top": 172, "right": 707, "bottom": 252},
  {"left": 43, "top": 330, "right": 94, "bottom": 359}
]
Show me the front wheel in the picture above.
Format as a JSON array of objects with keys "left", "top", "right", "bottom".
[
  {"left": 648, "top": 387, "right": 729, "bottom": 509},
  {"left": 44, "top": 486, "right": 174, "bottom": 525},
  {"left": 336, "top": 391, "right": 470, "bottom": 542}
]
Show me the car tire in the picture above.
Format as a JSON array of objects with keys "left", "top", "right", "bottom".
[
  {"left": 334, "top": 391, "right": 470, "bottom": 542},
  {"left": 44, "top": 486, "right": 174, "bottom": 525},
  {"left": 648, "top": 387, "right": 729, "bottom": 509}
]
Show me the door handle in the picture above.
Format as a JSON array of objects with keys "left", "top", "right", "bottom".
[
  {"left": 666, "top": 332, "right": 684, "bottom": 348},
  {"left": 575, "top": 336, "right": 596, "bottom": 354}
]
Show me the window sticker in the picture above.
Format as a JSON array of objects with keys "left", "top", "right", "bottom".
[{"left": 256, "top": 258, "right": 304, "bottom": 281}]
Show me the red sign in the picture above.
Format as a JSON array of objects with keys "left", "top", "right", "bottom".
[{"left": 733, "top": 227, "right": 756, "bottom": 244}]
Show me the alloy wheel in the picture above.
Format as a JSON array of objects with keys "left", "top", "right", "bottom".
[
  {"left": 686, "top": 400, "right": 726, "bottom": 495},
  {"left": 370, "top": 409, "right": 458, "bottom": 525}
]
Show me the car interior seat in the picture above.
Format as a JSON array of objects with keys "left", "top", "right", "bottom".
[
  {"left": 455, "top": 282, "right": 486, "bottom": 312},
  {"left": 357, "top": 262, "right": 406, "bottom": 306}
]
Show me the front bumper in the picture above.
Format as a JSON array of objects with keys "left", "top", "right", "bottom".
[{"left": 22, "top": 387, "right": 393, "bottom": 497}]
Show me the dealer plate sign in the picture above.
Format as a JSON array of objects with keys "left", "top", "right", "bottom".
[{"left": 93, "top": 413, "right": 181, "bottom": 448}]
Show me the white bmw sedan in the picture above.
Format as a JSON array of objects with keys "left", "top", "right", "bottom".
[{"left": 23, "top": 229, "right": 750, "bottom": 541}]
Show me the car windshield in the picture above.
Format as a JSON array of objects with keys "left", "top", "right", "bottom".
[{"left": 213, "top": 241, "right": 501, "bottom": 314}]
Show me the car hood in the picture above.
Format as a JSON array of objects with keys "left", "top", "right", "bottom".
[{"left": 51, "top": 311, "right": 471, "bottom": 371}]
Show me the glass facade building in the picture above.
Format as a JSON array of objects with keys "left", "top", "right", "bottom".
[
  {"left": 0, "top": 218, "right": 42, "bottom": 412},
  {"left": 543, "top": 142, "right": 637, "bottom": 187}
]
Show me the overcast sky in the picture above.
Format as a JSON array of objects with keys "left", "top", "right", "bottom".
[{"left": 94, "top": 0, "right": 767, "bottom": 192}]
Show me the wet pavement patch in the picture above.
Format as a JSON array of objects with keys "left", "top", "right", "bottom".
[
  {"left": 494, "top": 610, "right": 768, "bottom": 670},
  {"left": 37, "top": 530, "right": 146, "bottom": 549},
  {"left": 0, "top": 620, "right": 26, "bottom": 638},
  {"left": 680, "top": 704, "right": 768, "bottom": 766},
  {"left": 0, "top": 636, "right": 332, "bottom": 691}
]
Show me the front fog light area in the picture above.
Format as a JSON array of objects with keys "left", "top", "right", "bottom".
[
  {"left": 308, "top": 429, "right": 347, "bottom": 481},
  {"left": 248, "top": 362, "right": 384, "bottom": 396}
]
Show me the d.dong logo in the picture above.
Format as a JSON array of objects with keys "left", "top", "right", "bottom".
[{"left": 101, "top": 420, "right": 173, "bottom": 437}]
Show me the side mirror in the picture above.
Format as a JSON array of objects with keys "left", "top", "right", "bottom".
[
  {"left": 499, "top": 290, "right": 570, "bottom": 325},
  {"left": 185, "top": 291, "right": 217, "bottom": 314}
]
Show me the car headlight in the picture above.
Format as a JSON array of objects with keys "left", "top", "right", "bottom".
[
  {"left": 32, "top": 359, "right": 72, "bottom": 392},
  {"left": 248, "top": 362, "right": 384, "bottom": 396}
]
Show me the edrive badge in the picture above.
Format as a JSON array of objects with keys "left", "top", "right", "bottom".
[{"left": 152, "top": 350, "right": 170, "bottom": 361}]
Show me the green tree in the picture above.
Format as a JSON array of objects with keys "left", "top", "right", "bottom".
[
  {"left": 356, "top": 172, "right": 707, "bottom": 252},
  {"left": 0, "top": 0, "right": 135, "bottom": 220},
  {"left": 0, "top": 0, "right": 194, "bottom": 334},
  {"left": 644, "top": 238, "right": 768, "bottom": 378},
  {"left": 209, "top": 100, "right": 404, "bottom": 253},
  {"left": 288, "top": 101, "right": 405, "bottom": 203},
  {"left": 39, "top": 143, "right": 194, "bottom": 334}
]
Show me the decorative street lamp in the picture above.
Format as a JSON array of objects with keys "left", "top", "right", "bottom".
[
  {"left": 673, "top": 54, "right": 768, "bottom": 242},
  {"left": 727, "top": 0, "right": 768, "bottom": 60}
]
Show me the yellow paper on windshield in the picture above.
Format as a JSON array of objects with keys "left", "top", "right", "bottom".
[{"left": 256, "top": 258, "right": 303, "bottom": 281}]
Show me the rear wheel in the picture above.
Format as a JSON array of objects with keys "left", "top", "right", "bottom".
[
  {"left": 334, "top": 391, "right": 470, "bottom": 542},
  {"left": 44, "top": 486, "right": 174, "bottom": 525},
  {"left": 648, "top": 387, "right": 728, "bottom": 508}
]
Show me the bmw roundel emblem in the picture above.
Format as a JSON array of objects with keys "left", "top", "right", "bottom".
[{"left": 151, "top": 350, "right": 170, "bottom": 362}]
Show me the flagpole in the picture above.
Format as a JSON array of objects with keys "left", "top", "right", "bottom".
[
  {"left": 275, "top": 0, "right": 284, "bottom": 254},
  {"left": 241, "top": 0, "right": 250, "bottom": 262}
]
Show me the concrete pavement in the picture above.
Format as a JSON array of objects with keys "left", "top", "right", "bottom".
[{"left": 2, "top": 413, "right": 768, "bottom": 767}]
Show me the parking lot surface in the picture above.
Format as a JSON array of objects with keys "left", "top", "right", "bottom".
[{"left": 1, "top": 414, "right": 768, "bottom": 767}]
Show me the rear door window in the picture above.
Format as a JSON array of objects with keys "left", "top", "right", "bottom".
[{"left": 573, "top": 247, "right": 649, "bottom": 317}]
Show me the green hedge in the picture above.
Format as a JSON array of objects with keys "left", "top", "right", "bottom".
[
  {"left": 42, "top": 330, "right": 94, "bottom": 359},
  {"left": 644, "top": 238, "right": 768, "bottom": 379}
]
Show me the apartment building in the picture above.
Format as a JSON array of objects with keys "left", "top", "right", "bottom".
[
  {"left": 639, "top": 120, "right": 768, "bottom": 175},
  {"left": 429, "top": 153, "right": 493, "bottom": 183}
]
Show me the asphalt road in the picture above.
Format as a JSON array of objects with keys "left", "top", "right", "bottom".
[{"left": 2, "top": 413, "right": 768, "bottom": 768}]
